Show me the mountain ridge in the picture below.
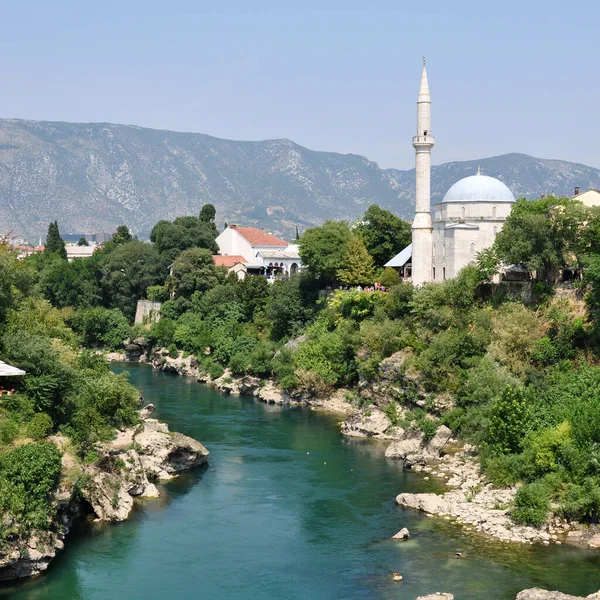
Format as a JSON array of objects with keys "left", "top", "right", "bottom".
[{"left": 0, "top": 119, "right": 599, "bottom": 241}]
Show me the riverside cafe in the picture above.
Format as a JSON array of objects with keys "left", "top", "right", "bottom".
[{"left": 0, "top": 360, "right": 25, "bottom": 396}]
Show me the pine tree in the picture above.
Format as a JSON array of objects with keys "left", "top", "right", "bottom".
[
  {"left": 336, "top": 234, "right": 375, "bottom": 286},
  {"left": 44, "top": 221, "right": 67, "bottom": 259}
]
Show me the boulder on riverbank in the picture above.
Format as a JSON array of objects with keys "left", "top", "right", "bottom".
[{"left": 416, "top": 594, "right": 454, "bottom": 600}]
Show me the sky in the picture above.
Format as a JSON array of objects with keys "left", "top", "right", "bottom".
[{"left": 0, "top": 0, "right": 598, "bottom": 170}]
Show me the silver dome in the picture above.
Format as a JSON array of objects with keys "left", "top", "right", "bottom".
[{"left": 442, "top": 174, "right": 515, "bottom": 203}]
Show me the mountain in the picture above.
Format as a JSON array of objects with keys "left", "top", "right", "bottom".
[{"left": 0, "top": 119, "right": 599, "bottom": 242}]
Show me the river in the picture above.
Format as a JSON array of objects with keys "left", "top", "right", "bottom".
[{"left": 2, "top": 363, "right": 600, "bottom": 599}]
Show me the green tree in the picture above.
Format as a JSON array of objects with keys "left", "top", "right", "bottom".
[
  {"left": 101, "top": 241, "right": 166, "bottom": 319},
  {"left": 77, "top": 237, "right": 89, "bottom": 247},
  {"left": 357, "top": 205, "right": 412, "bottom": 267},
  {"left": 299, "top": 221, "right": 351, "bottom": 284},
  {"left": 169, "top": 248, "right": 226, "bottom": 299},
  {"left": 199, "top": 204, "right": 219, "bottom": 240},
  {"left": 150, "top": 216, "right": 218, "bottom": 263},
  {"left": 337, "top": 234, "right": 375, "bottom": 286},
  {"left": 487, "top": 386, "right": 530, "bottom": 454},
  {"left": 44, "top": 221, "right": 67, "bottom": 260},
  {"left": 112, "top": 225, "right": 133, "bottom": 246}
]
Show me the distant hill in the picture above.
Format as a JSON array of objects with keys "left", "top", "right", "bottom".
[{"left": 0, "top": 119, "right": 598, "bottom": 241}]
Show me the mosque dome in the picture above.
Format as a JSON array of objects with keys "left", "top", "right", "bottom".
[{"left": 442, "top": 173, "right": 515, "bottom": 203}]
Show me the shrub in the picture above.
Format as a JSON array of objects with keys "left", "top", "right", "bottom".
[
  {"left": 167, "top": 344, "right": 179, "bottom": 359},
  {"left": 27, "top": 413, "right": 54, "bottom": 441},
  {"left": 208, "top": 363, "right": 225, "bottom": 380},
  {"left": 481, "top": 453, "right": 525, "bottom": 487},
  {"left": 512, "top": 482, "right": 551, "bottom": 527},
  {"left": 560, "top": 480, "right": 600, "bottom": 522},
  {"left": 487, "top": 387, "right": 530, "bottom": 454},
  {"left": 0, "top": 443, "right": 62, "bottom": 536},
  {"left": 0, "top": 419, "right": 19, "bottom": 445},
  {"left": 379, "top": 267, "right": 401, "bottom": 289},
  {"left": 70, "top": 307, "right": 130, "bottom": 350}
]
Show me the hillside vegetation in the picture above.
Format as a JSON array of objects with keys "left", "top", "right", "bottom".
[{"left": 6, "top": 196, "right": 600, "bottom": 531}]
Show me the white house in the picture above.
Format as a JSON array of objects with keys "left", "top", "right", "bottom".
[{"left": 215, "top": 225, "right": 301, "bottom": 280}]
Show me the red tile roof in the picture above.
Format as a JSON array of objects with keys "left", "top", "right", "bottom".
[
  {"left": 212, "top": 255, "right": 247, "bottom": 267},
  {"left": 233, "top": 226, "right": 288, "bottom": 247}
]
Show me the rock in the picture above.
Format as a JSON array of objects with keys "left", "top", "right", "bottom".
[
  {"left": 283, "top": 334, "right": 308, "bottom": 353},
  {"left": 395, "top": 493, "right": 450, "bottom": 515},
  {"left": 78, "top": 469, "right": 134, "bottom": 522},
  {"left": 416, "top": 595, "right": 454, "bottom": 600},
  {"left": 392, "top": 527, "right": 410, "bottom": 540},
  {"left": 340, "top": 408, "right": 393, "bottom": 438},
  {"left": 378, "top": 350, "right": 411, "bottom": 381},
  {"left": 516, "top": 589, "right": 600, "bottom": 599},
  {"left": 391, "top": 572, "right": 403, "bottom": 581},
  {"left": 385, "top": 426, "right": 452, "bottom": 466},
  {"left": 140, "top": 403, "right": 156, "bottom": 419}
]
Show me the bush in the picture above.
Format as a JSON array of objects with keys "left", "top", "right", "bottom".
[
  {"left": 487, "top": 387, "right": 530, "bottom": 454},
  {"left": 512, "top": 482, "right": 551, "bottom": 527},
  {"left": 0, "top": 419, "right": 19, "bottom": 445},
  {"left": 70, "top": 307, "right": 130, "bottom": 350},
  {"left": 560, "top": 480, "right": 600, "bottom": 522},
  {"left": 481, "top": 453, "right": 525, "bottom": 487},
  {"left": 27, "top": 413, "right": 54, "bottom": 441},
  {"left": 379, "top": 267, "right": 401, "bottom": 289},
  {"left": 209, "top": 363, "right": 225, "bottom": 380},
  {"left": 0, "top": 443, "right": 62, "bottom": 536}
]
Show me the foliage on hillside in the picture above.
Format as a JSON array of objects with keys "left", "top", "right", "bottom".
[{"left": 9, "top": 197, "right": 600, "bottom": 532}]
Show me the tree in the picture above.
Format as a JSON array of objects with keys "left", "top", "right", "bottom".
[
  {"left": 44, "top": 221, "right": 66, "bottom": 260},
  {"left": 357, "top": 205, "right": 412, "bottom": 267},
  {"left": 112, "top": 225, "right": 133, "bottom": 246},
  {"left": 150, "top": 216, "right": 219, "bottom": 263},
  {"left": 101, "top": 241, "right": 166, "bottom": 319},
  {"left": 77, "top": 237, "right": 89, "bottom": 247},
  {"left": 266, "top": 277, "right": 307, "bottom": 340},
  {"left": 199, "top": 204, "right": 219, "bottom": 240},
  {"left": 299, "top": 221, "right": 351, "bottom": 284},
  {"left": 169, "top": 248, "right": 226, "bottom": 299},
  {"left": 494, "top": 197, "right": 583, "bottom": 281},
  {"left": 337, "top": 234, "right": 375, "bottom": 286}
]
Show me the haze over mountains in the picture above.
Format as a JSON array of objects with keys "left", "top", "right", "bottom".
[{"left": 0, "top": 119, "right": 599, "bottom": 242}]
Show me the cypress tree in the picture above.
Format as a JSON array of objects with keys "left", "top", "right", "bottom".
[
  {"left": 336, "top": 234, "right": 375, "bottom": 286},
  {"left": 44, "top": 221, "right": 67, "bottom": 260}
]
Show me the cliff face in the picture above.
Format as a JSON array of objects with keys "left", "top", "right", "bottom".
[
  {"left": 0, "top": 407, "right": 209, "bottom": 581},
  {"left": 1, "top": 119, "right": 599, "bottom": 241}
]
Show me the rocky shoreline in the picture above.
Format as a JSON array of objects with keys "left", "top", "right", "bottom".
[
  {"left": 107, "top": 345, "right": 600, "bottom": 551},
  {"left": 418, "top": 591, "right": 600, "bottom": 600},
  {"left": 0, "top": 404, "right": 208, "bottom": 581}
]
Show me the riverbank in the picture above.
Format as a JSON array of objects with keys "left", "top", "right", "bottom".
[
  {"left": 105, "top": 348, "right": 600, "bottom": 551},
  {"left": 0, "top": 405, "right": 208, "bottom": 581}
]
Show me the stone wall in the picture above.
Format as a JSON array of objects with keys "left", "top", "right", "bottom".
[{"left": 134, "top": 300, "right": 162, "bottom": 325}]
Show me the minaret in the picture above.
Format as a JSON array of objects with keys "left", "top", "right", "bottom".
[{"left": 411, "top": 57, "right": 435, "bottom": 286}]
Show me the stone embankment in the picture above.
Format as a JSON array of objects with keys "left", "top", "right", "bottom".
[{"left": 0, "top": 405, "right": 208, "bottom": 581}]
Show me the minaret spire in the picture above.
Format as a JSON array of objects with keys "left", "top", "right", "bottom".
[{"left": 411, "top": 58, "right": 435, "bottom": 286}]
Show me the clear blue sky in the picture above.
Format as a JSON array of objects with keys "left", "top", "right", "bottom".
[{"left": 1, "top": 0, "right": 598, "bottom": 170}]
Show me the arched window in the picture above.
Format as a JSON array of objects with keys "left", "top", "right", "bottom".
[
  {"left": 290, "top": 262, "right": 298, "bottom": 275},
  {"left": 493, "top": 226, "right": 498, "bottom": 237},
  {"left": 470, "top": 243, "right": 476, "bottom": 256},
  {"left": 461, "top": 206, "right": 466, "bottom": 219},
  {"left": 492, "top": 206, "right": 497, "bottom": 218}
]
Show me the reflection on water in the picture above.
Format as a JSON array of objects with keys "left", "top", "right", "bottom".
[{"left": 2, "top": 363, "right": 600, "bottom": 600}]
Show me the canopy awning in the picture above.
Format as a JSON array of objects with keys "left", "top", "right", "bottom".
[
  {"left": 0, "top": 361, "right": 26, "bottom": 377},
  {"left": 384, "top": 244, "right": 412, "bottom": 268}
]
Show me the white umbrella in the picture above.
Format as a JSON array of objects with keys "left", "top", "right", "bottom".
[{"left": 0, "top": 361, "right": 26, "bottom": 377}]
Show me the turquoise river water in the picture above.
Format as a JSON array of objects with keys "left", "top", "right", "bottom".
[{"left": 2, "top": 363, "right": 600, "bottom": 599}]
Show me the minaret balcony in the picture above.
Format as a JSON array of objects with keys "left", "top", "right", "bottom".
[{"left": 412, "top": 135, "right": 435, "bottom": 147}]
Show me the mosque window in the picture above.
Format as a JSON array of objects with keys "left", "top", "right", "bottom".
[
  {"left": 443, "top": 267, "right": 446, "bottom": 280},
  {"left": 493, "top": 226, "right": 498, "bottom": 237},
  {"left": 461, "top": 206, "right": 466, "bottom": 219},
  {"left": 492, "top": 206, "right": 497, "bottom": 218},
  {"left": 442, "top": 241, "right": 446, "bottom": 257},
  {"left": 432, "top": 267, "right": 436, "bottom": 279},
  {"left": 470, "top": 242, "right": 476, "bottom": 256}
]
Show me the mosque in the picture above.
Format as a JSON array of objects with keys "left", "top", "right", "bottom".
[{"left": 386, "top": 59, "right": 516, "bottom": 284}]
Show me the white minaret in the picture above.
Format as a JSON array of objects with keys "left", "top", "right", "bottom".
[{"left": 411, "top": 57, "right": 435, "bottom": 286}]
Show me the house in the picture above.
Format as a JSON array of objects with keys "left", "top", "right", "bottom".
[
  {"left": 66, "top": 244, "right": 97, "bottom": 261},
  {"left": 215, "top": 225, "right": 302, "bottom": 280},
  {"left": 574, "top": 188, "right": 600, "bottom": 207},
  {"left": 212, "top": 254, "right": 248, "bottom": 279}
]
